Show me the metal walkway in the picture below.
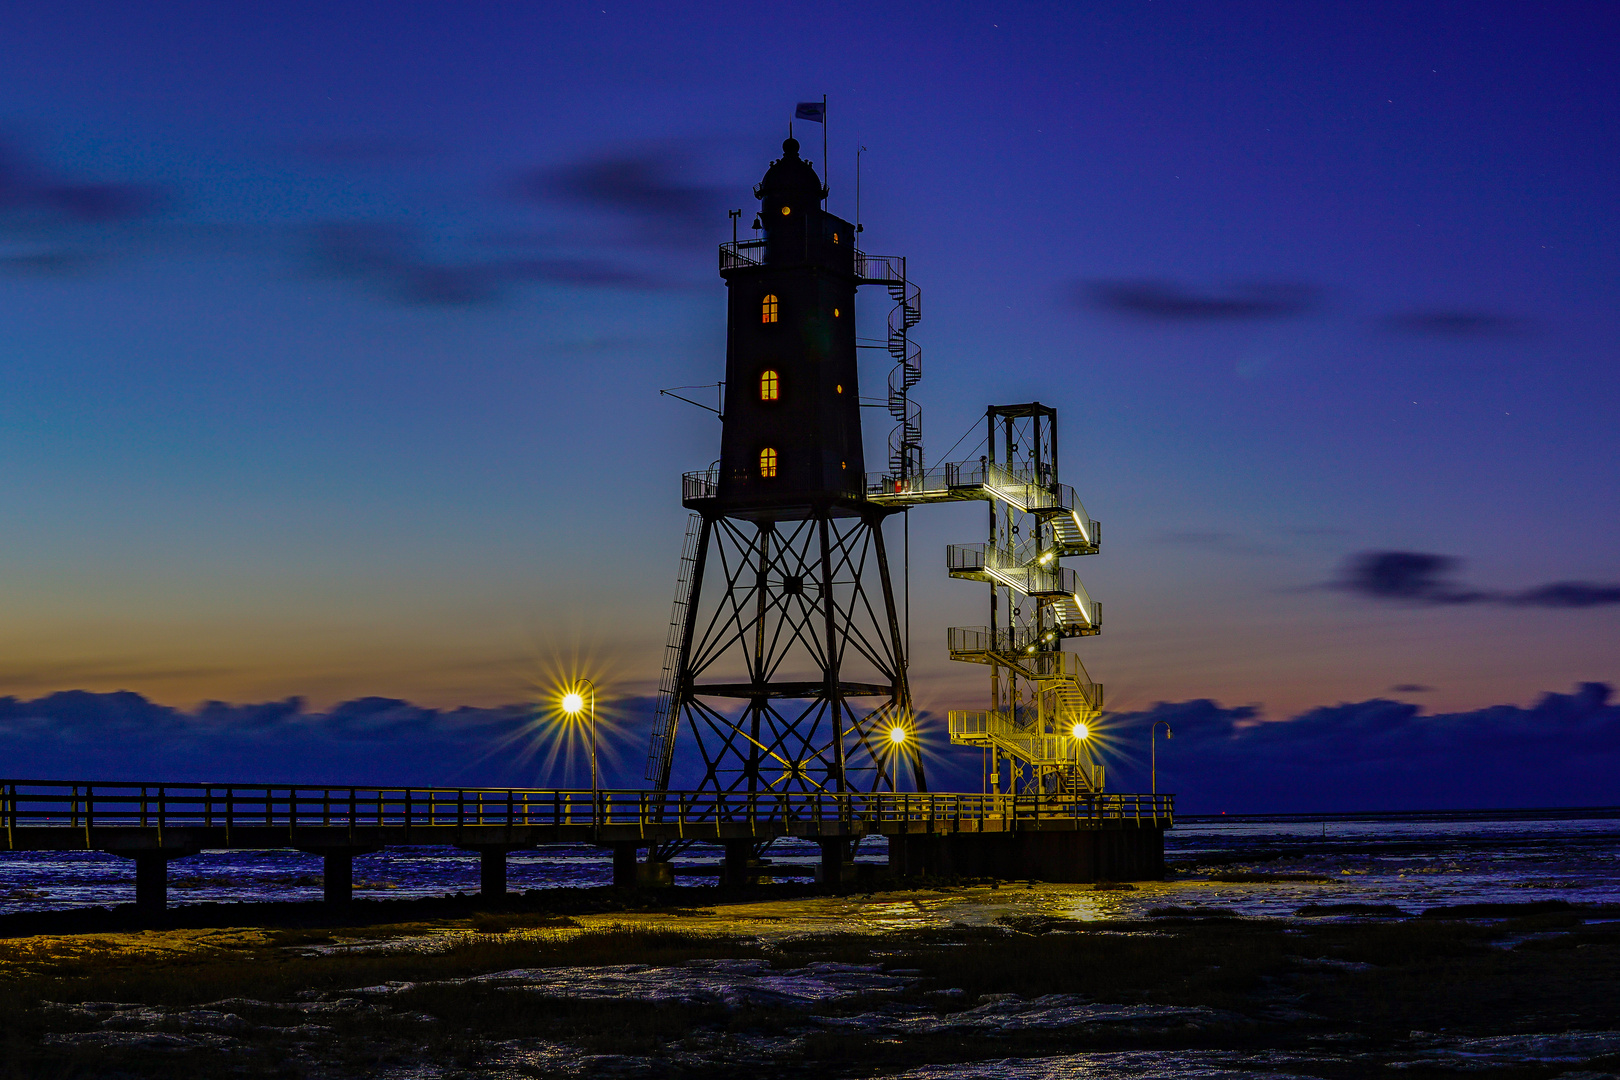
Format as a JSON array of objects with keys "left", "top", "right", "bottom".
[
  {"left": 1, "top": 779, "right": 1172, "bottom": 910},
  {"left": 2, "top": 780, "right": 1172, "bottom": 849}
]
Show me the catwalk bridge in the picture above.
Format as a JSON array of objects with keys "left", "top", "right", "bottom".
[{"left": 1, "top": 780, "right": 1172, "bottom": 911}]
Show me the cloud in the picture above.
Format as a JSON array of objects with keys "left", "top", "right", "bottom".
[
  {"left": 517, "top": 147, "right": 732, "bottom": 248},
  {"left": 1383, "top": 310, "right": 1535, "bottom": 338},
  {"left": 1509, "top": 582, "right": 1620, "bottom": 609},
  {"left": 302, "top": 223, "right": 489, "bottom": 305},
  {"left": 1389, "top": 684, "right": 1433, "bottom": 693},
  {"left": 1334, "top": 551, "right": 1620, "bottom": 609},
  {"left": 0, "top": 128, "right": 672, "bottom": 300},
  {"left": 0, "top": 138, "right": 164, "bottom": 227},
  {"left": 4, "top": 683, "right": 1617, "bottom": 813},
  {"left": 303, "top": 222, "right": 664, "bottom": 305},
  {"left": 1093, "top": 682, "right": 1619, "bottom": 812},
  {"left": 0, "top": 691, "right": 554, "bottom": 786},
  {"left": 1083, "top": 279, "right": 1319, "bottom": 321},
  {"left": 1336, "top": 551, "right": 1486, "bottom": 604}
]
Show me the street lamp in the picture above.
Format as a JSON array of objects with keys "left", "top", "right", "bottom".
[
  {"left": 561, "top": 680, "right": 598, "bottom": 803},
  {"left": 1151, "top": 720, "right": 1172, "bottom": 795}
]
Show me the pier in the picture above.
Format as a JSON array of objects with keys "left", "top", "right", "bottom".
[{"left": 1, "top": 780, "right": 1171, "bottom": 911}]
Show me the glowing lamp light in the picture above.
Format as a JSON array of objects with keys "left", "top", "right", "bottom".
[
  {"left": 1071, "top": 722, "right": 1090, "bottom": 740},
  {"left": 888, "top": 726, "right": 908, "bottom": 745},
  {"left": 561, "top": 692, "right": 585, "bottom": 715}
]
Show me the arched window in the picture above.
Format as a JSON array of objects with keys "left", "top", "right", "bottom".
[
  {"left": 759, "top": 369, "right": 779, "bottom": 401},
  {"left": 759, "top": 447, "right": 778, "bottom": 478},
  {"left": 761, "top": 294, "right": 778, "bottom": 323}
]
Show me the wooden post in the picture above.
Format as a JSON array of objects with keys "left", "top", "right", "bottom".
[
  {"left": 324, "top": 850, "right": 353, "bottom": 905},
  {"left": 479, "top": 848, "right": 507, "bottom": 898},
  {"left": 134, "top": 852, "right": 168, "bottom": 913}
]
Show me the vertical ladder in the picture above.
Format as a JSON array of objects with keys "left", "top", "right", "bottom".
[{"left": 644, "top": 513, "right": 704, "bottom": 786}]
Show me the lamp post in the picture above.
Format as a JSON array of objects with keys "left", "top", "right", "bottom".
[
  {"left": 1070, "top": 722, "right": 1091, "bottom": 791},
  {"left": 887, "top": 725, "right": 908, "bottom": 791},
  {"left": 561, "top": 680, "right": 598, "bottom": 813},
  {"left": 1151, "top": 721, "right": 1172, "bottom": 796}
]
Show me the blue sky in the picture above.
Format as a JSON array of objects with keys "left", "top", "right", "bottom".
[{"left": 1, "top": 0, "right": 1616, "bottom": 770}]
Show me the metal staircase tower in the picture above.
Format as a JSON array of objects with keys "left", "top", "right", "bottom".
[
  {"left": 865, "top": 404, "right": 1105, "bottom": 796},
  {"left": 949, "top": 405, "right": 1103, "bottom": 795}
]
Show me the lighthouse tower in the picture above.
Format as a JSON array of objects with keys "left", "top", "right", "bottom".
[
  {"left": 644, "top": 138, "right": 925, "bottom": 795},
  {"left": 717, "top": 137, "right": 865, "bottom": 506}
]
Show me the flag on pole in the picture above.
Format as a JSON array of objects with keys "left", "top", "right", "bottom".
[{"left": 795, "top": 101, "right": 825, "bottom": 123}]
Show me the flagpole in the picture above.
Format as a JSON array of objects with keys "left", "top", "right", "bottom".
[{"left": 822, "top": 94, "right": 828, "bottom": 207}]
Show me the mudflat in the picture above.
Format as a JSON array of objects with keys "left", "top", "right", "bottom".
[{"left": 3, "top": 884, "right": 1618, "bottom": 1079}]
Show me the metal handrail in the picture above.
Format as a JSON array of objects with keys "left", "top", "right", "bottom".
[
  {"left": 719, "top": 239, "right": 767, "bottom": 271},
  {"left": 0, "top": 780, "right": 1173, "bottom": 836},
  {"left": 683, "top": 469, "right": 719, "bottom": 500},
  {"left": 855, "top": 252, "right": 905, "bottom": 284},
  {"left": 718, "top": 243, "right": 905, "bottom": 285}
]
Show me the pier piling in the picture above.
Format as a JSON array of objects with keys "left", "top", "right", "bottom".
[
  {"left": 479, "top": 848, "right": 507, "bottom": 898},
  {"left": 134, "top": 851, "right": 168, "bottom": 913},
  {"left": 323, "top": 850, "right": 353, "bottom": 905}
]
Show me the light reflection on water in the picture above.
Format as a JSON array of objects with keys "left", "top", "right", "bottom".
[
  {"left": 1, "top": 812, "right": 1616, "bottom": 917},
  {"left": 0, "top": 837, "right": 870, "bottom": 912}
]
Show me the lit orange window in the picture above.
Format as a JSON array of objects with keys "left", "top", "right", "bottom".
[
  {"left": 760, "top": 369, "right": 779, "bottom": 401},
  {"left": 761, "top": 294, "right": 778, "bottom": 323},
  {"left": 759, "top": 448, "right": 778, "bottom": 478}
]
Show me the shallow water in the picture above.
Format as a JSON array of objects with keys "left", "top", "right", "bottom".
[{"left": 2, "top": 809, "right": 1617, "bottom": 916}]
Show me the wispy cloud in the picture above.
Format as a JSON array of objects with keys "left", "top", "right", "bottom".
[
  {"left": 516, "top": 145, "right": 733, "bottom": 249},
  {"left": 1082, "top": 279, "right": 1320, "bottom": 321},
  {"left": 0, "top": 138, "right": 164, "bottom": 226},
  {"left": 1382, "top": 310, "right": 1535, "bottom": 338},
  {"left": 302, "top": 222, "right": 662, "bottom": 306},
  {"left": 1334, "top": 551, "right": 1620, "bottom": 609},
  {"left": 0, "top": 135, "right": 168, "bottom": 278}
]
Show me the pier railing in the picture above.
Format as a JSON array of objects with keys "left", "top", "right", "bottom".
[{"left": 1, "top": 781, "right": 1172, "bottom": 842}]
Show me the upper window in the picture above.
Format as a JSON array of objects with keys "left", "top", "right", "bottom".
[
  {"left": 760, "top": 369, "right": 779, "bottom": 401},
  {"left": 761, "top": 294, "right": 778, "bottom": 323},
  {"left": 759, "top": 447, "right": 778, "bottom": 478}
]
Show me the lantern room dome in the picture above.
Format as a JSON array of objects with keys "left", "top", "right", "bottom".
[{"left": 754, "top": 138, "right": 824, "bottom": 204}]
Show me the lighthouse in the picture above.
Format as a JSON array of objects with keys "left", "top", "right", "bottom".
[
  {"left": 716, "top": 137, "right": 865, "bottom": 508},
  {"left": 643, "top": 137, "right": 924, "bottom": 796}
]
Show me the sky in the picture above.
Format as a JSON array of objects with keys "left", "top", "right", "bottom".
[{"left": 1, "top": 2, "right": 1617, "bottom": 806}]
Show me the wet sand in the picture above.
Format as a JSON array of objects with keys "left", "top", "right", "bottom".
[{"left": 4, "top": 882, "right": 1620, "bottom": 1079}]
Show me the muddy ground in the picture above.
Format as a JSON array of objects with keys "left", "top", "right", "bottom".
[{"left": 2, "top": 882, "right": 1618, "bottom": 1079}]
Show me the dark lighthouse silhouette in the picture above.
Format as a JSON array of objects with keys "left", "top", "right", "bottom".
[
  {"left": 645, "top": 137, "right": 925, "bottom": 797},
  {"left": 719, "top": 137, "right": 865, "bottom": 503}
]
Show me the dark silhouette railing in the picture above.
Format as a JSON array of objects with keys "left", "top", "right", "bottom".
[{"left": 1, "top": 780, "right": 1173, "bottom": 844}]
